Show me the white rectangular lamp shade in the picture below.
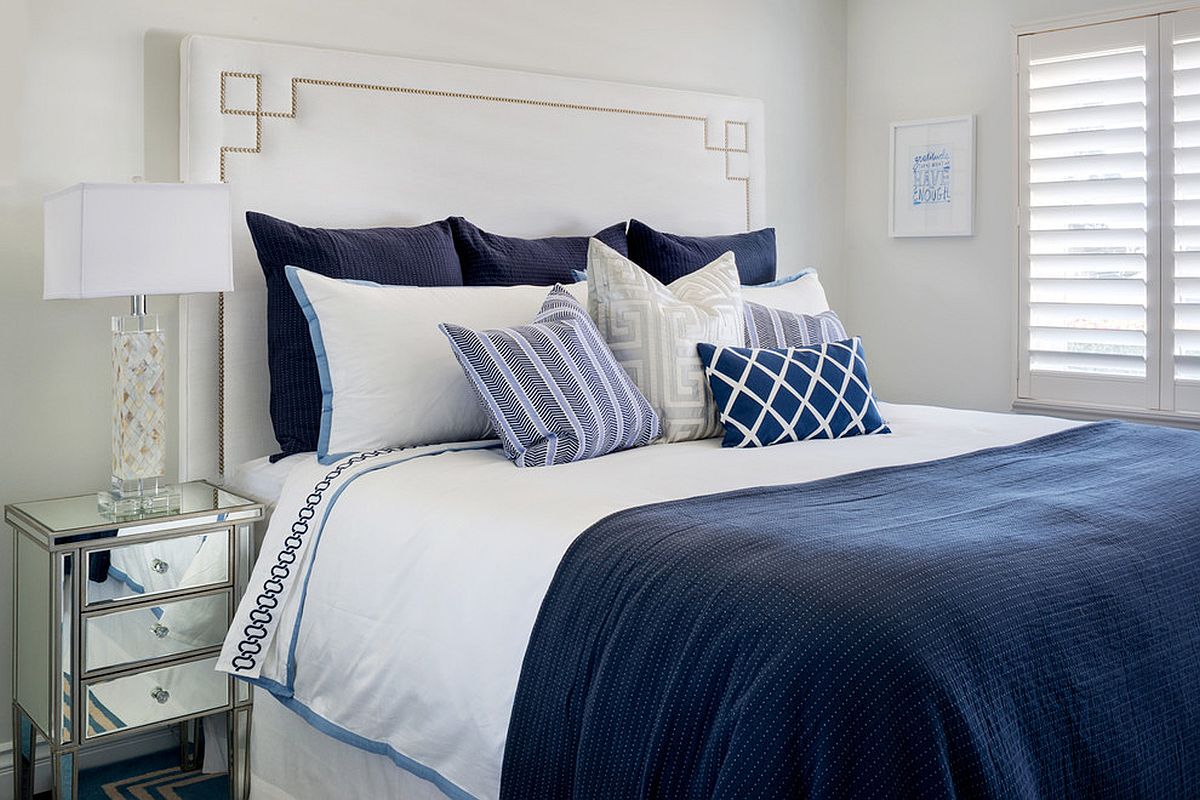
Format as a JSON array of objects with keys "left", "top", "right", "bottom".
[
  {"left": 43, "top": 182, "right": 232, "bottom": 515},
  {"left": 43, "top": 183, "right": 234, "bottom": 299}
]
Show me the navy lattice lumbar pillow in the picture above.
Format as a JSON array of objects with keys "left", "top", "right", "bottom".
[
  {"left": 440, "top": 286, "right": 660, "bottom": 467},
  {"left": 696, "top": 337, "right": 890, "bottom": 448}
]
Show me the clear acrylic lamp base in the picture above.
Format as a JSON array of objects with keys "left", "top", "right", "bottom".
[
  {"left": 100, "top": 309, "right": 181, "bottom": 519},
  {"left": 98, "top": 477, "right": 182, "bottom": 518}
]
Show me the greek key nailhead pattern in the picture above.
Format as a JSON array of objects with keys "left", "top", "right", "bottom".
[
  {"left": 218, "top": 71, "right": 752, "bottom": 231},
  {"left": 230, "top": 447, "right": 398, "bottom": 672},
  {"left": 212, "top": 68, "right": 754, "bottom": 476}
]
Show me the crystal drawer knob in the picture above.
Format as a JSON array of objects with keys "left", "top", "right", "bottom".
[
  {"left": 151, "top": 558, "right": 169, "bottom": 574},
  {"left": 150, "top": 687, "right": 170, "bottom": 704},
  {"left": 151, "top": 623, "right": 169, "bottom": 639}
]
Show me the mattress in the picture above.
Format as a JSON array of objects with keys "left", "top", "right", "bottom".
[{"left": 233, "top": 403, "right": 1081, "bottom": 800}]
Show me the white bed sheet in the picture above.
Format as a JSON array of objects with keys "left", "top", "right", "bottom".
[
  {"left": 231, "top": 403, "right": 1081, "bottom": 800},
  {"left": 225, "top": 452, "right": 314, "bottom": 506}
]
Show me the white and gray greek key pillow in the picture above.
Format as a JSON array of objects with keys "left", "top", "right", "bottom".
[{"left": 587, "top": 239, "right": 744, "bottom": 442}]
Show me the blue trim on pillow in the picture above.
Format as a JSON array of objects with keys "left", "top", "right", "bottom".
[
  {"left": 571, "top": 269, "right": 588, "bottom": 283},
  {"left": 342, "top": 277, "right": 386, "bottom": 288},
  {"left": 758, "top": 269, "right": 814, "bottom": 288},
  {"left": 284, "top": 267, "right": 337, "bottom": 463},
  {"left": 246, "top": 212, "right": 462, "bottom": 460}
]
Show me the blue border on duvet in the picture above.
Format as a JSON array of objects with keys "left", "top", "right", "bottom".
[
  {"left": 240, "top": 673, "right": 479, "bottom": 800},
  {"left": 282, "top": 444, "right": 500, "bottom": 690},
  {"left": 234, "top": 442, "right": 501, "bottom": 800}
]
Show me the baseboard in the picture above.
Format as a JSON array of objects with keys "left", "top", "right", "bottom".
[{"left": 0, "top": 727, "right": 177, "bottom": 800}]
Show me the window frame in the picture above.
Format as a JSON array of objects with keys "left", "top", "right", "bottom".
[{"left": 1013, "top": 5, "right": 1200, "bottom": 429}]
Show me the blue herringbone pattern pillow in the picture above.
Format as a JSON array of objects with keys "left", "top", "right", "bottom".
[
  {"left": 441, "top": 287, "right": 660, "bottom": 467},
  {"left": 697, "top": 338, "right": 890, "bottom": 448},
  {"left": 743, "top": 303, "right": 847, "bottom": 348}
]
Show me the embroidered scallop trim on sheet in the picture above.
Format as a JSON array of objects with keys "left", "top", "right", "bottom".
[
  {"left": 229, "top": 447, "right": 399, "bottom": 672},
  {"left": 228, "top": 442, "right": 502, "bottom": 675}
]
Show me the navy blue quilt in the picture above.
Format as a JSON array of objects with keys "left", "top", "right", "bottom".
[{"left": 500, "top": 422, "right": 1200, "bottom": 799}]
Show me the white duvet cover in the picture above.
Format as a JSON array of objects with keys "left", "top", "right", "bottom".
[{"left": 218, "top": 403, "right": 1080, "bottom": 800}]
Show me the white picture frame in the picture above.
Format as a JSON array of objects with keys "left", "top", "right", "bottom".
[{"left": 889, "top": 115, "right": 975, "bottom": 237}]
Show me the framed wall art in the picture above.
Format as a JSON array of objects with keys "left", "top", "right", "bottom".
[{"left": 889, "top": 115, "right": 975, "bottom": 237}]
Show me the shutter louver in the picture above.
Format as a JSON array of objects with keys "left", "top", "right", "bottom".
[
  {"left": 1174, "top": 38, "right": 1200, "bottom": 385},
  {"left": 1026, "top": 44, "right": 1149, "bottom": 379}
]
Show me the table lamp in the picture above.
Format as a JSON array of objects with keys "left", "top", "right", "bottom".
[{"left": 43, "top": 182, "right": 233, "bottom": 516}]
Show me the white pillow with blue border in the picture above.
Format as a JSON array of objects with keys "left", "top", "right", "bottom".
[{"left": 285, "top": 266, "right": 588, "bottom": 462}]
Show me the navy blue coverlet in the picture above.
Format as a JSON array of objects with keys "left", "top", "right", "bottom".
[{"left": 500, "top": 422, "right": 1200, "bottom": 799}]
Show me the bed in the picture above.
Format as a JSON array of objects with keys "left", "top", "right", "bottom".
[{"left": 179, "top": 35, "right": 1200, "bottom": 800}]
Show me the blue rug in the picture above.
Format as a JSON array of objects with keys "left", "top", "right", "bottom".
[{"left": 79, "top": 749, "right": 227, "bottom": 799}]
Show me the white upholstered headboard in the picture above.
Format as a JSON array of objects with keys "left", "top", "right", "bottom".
[{"left": 178, "top": 34, "right": 765, "bottom": 481}]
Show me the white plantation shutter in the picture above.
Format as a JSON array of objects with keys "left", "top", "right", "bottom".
[
  {"left": 1018, "top": 18, "right": 1161, "bottom": 411},
  {"left": 1169, "top": 11, "right": 1200, "bottom": 412}
]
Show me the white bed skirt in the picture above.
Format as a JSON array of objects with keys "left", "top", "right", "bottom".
[{"left": 251, "top": 688, "right": 445, "bottom": 799}]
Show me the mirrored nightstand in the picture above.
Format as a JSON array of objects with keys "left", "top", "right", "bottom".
[{"left": 6, "top": 482, "right": 263, "bottom": 800}]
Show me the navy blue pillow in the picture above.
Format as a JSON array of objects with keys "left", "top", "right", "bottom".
[
  {"left": 246, "top": 211, "right": 463, "bottom": 459},
  {"left": 697, "top": 338, "right": 890, "bottom": 448},
  {"left": 626, "top": 219, "right": 776, "bottom": 285},
  {"left": 451, "top": 217, "right": 628, "bottom": 286},
  {"left": 700, "top": 338, "right": 888, "bottom": 450}
]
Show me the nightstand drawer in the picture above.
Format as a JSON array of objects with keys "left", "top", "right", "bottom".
[
  {"left": 83, "top": 590, "right": 230, "bottom": 675},
  {"left": 82, "top": 655, "right": 228, "bottom": 739},
  {"left": 85, "top": 528, "right": 230, "bottom": 607}
]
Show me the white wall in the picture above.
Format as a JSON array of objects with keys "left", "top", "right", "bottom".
[
  {"left": 0, "top": 0, "right": 848, "bottom": 761},
  {"left": 844, "top": 0, "right": 1166, "bottom": 411}
]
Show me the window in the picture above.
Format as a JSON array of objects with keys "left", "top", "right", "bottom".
[{"left": 1017, "top": 9, "right": 1200, "bottom": 417}]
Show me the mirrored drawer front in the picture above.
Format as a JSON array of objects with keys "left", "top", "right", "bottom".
[
  {"left": 84, "top": 591, "right": 230, "bottom": 674},
  {"left": 83, "top": 655, "right": 228, "bottom": 739},
  {"left": 85, "top": 529, "right": 230, "bottom": 607}
]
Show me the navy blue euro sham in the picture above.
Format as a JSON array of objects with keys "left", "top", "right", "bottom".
[
  {"left": 502, "top": 421, "right": 1200, "bottom": 799},
  {"left": 245, "top": 211, "right": 462, "bottom": 459},
  {"left": 626, "top": 218, "right": 776, "bottom": 285},
  {"left": 450, "top": 217, "right": 627, "bottom": 286}
]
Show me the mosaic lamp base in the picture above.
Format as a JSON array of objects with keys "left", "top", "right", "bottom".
[{"left": 99, "top": 305, "right": 181, "bottom": 519}]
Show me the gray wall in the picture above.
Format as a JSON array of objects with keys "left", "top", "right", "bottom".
[{"left": 843, "top": 0, "right": 1165, "bottom": 411}]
